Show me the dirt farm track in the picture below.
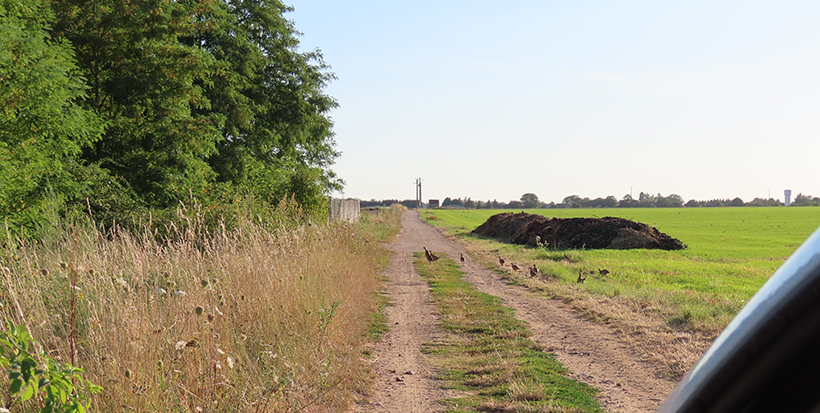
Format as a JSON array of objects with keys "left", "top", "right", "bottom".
[{"left": 351, "top": 210, "right": 676, "bottom": 412}]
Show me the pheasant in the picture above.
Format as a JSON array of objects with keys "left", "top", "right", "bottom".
[{"left": 423, "top": 247, "right": 439, "bottom": 263}]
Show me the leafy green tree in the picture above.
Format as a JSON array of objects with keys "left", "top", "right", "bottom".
[
  {"left": 521, "top": 193, "right": 540, "bottom": 209},
  {"left": 747, "top": 197, "right": 782, "bottom": 207},
  {"left": 791, "top": 193, "right": 820, "bottom": 206},
  {"left": 0, "top": 0, "right": 102, "bottom": 231},
  {"left": 194, "top": 0, "right": 341, "bottom": 213},
  {"left": 49, "top": 0, "right": 341, "bottom": 217},
  {"left": 562, "top": 195, "right": 586, "bottom": 208},
  {"left": 656, "top": 193, "right": 684, "bottom": 208},
  {"left": 620, "top": 194, "right": 639, "bottom": 208},
  {"left": 51, "top": 0, "right": 222, "bottom": 208}
]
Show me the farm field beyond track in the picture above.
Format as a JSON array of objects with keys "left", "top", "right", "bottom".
[{"left": 422, "top": 207, "right": 820, "bottom": 378}]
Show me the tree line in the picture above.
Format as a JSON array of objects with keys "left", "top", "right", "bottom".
[
  {"left": 1, "top": 0, "right": 339, "bottom": 235},
  {"left": 363, "top": 192, "right": 820, "bottom": 209}
]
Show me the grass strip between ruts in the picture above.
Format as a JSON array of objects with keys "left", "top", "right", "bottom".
[{"left": 414, "top": 254, "right": 603, "bottom": 413}]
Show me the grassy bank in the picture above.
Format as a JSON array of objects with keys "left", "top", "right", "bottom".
[
  {"left": 0, "top": 205, "right": 404, "bottom": 412},
  {"left": 422, "top": 207, "right": 820, "bottom": 377},
  {"left": 414, "top": 256, "right": 602, "bottom": 413}
]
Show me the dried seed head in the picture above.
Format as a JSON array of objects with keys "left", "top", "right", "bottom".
[
  {"left": 125, "top": 369, "right": 132, "bottom": 379},
  {"left": 88, "top": 269, "right": 94, "bottom": 276},
  {"left": 41, "top": 269, "right": 49, "bottom": 276},
  {"left": 162, "top": 271, "right": 170, "bottom": 278},
  {"left": 207, "top": 314, "right": 214, "bottom": 322},
  {"left": 174, "top": 290, "right": 187, "bottom": 298},
  {"left": 60, "top": 262, "right": 68, "bottom": 270},
  {"left": 200, "top": 279, "right": 208, "bottom": 288},
  {"left": 226, "top": 356, "right": 234, "bottom": 369},
  {"left": 175, "top": 341, "right": 186, "bottom": 351},
  {"left": 195, "top": 306, "right": 204, "bottom": 316}
]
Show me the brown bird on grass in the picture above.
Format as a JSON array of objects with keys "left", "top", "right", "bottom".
[
  {"left": 511, "top": 263, "right": 520, "bottom": 271},
  {"left": 499, "top": 257, "right": 505, "bottom": 266},
  {"left": 529, "top": 265, "right": 540, "bottom": 278},
  {"left": 423, "top": 247, "right": 439, "bottom": 263},
  {"left": 577, "top": 270, "right": 587, "bottom": 284},
  {"left": 598, "top": 268, "right": 610, "bottom": 276},
  {"left": 460, "top": 253, "right": 466, "bottom": 264}
]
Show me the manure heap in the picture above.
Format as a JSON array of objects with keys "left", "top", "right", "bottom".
[{"left": 472, "top": 212, "right": 686, "bottom": 250}]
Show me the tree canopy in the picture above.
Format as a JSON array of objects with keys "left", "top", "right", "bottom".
[{"left": 1, "top": 0, "right": 341, "bottom": 234}]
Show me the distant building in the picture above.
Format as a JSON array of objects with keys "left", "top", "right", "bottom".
[
  {"left": 428, "top": 199, "right": 440, "bottom": 208},
  {"left": 785, "top": 189, "right": 792, "bottom": 206}
]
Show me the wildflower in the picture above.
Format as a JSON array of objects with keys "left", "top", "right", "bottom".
[
  {"left": 175, "top": 341, "right": 187, "bottom": 351},
  {"left": 155, "top": 287, "right": 167, "bottom": 295},
  {"left": 174, "top": 290, "right": 187, "bottom": 298},
  {"left": 226, "top": 356, "right": 234, "bottom": 369}
]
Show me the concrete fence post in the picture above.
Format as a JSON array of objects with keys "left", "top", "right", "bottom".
[{"left": 329, "top": 198, "right": 360, "bottom": 222}]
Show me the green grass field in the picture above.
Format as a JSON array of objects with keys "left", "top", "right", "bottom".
[{"left": 423, "top": 207, "right": 820, "bottom": 335}]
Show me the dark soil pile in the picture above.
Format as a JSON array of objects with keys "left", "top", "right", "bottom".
[{"left": 472, "top": 212, "right": 686, "bottom": 250}]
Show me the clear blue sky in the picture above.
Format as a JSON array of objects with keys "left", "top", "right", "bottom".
[{"left": 287, "top": 1, "right": 820, "bottom": 204}]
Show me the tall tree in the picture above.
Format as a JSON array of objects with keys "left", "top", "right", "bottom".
[
  {"left": 0, "top": 0, "right": 102, "bottom": 230},
  {"left": 193, "top": 0, "right": 340, "bottom": 212},
  {"left": 51, "top": 0, "right": 222, "bottom": 208},
  {"left": 521, "top": 193, "right": 540, "bottom": 209}
]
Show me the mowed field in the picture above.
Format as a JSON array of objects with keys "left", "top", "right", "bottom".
[{"left": 422, "top": 207, "right": 820, "bottom": 377}]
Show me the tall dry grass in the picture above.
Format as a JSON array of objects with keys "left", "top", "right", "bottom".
[{"left": 0, "top": 203, "right": 404, "bottom": 412}]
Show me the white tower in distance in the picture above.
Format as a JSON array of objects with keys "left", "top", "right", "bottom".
[{"left": 785, "top": 189, "right": 792, "bottom": 206}]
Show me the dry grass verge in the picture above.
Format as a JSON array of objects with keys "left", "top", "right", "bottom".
[{"left": 0, "top": 204, "right": 404, "bottom": 412}]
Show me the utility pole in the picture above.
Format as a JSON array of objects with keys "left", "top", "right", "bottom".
[{"left": 415, "top": 178, "right": 423, "bottom": 208}]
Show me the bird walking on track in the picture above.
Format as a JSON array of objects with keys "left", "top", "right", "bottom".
[
  {"left": 499, "top": 257, "right": 505, "bottom": 266},
  {"left": 529, "top": 265, "right": 540, "bottom": 278},
  {"left": 511, "top": 263, "right": 520, "bottom": 271},
  {"left": 577, "top": 270, "right": 587, "bottom": 283},
  {"left": 598, "top": 268, "right": 610, "bottom": 276},
  {"left": 460, "top": 253, "right": 465, "bottom": 264},
  {"left": 423, "top": 247, "right": 439, "bottom": 263}
]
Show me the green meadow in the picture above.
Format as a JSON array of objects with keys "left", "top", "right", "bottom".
[{"left": 423, "top": 207, "right": 820, "bottom": 337}]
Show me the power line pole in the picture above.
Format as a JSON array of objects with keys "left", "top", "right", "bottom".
[{"left": 415, "top": 178, "right": 423, "bottom": 208}]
